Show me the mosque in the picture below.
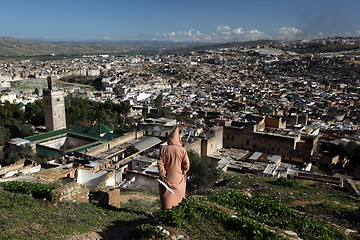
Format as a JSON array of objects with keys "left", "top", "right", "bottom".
[{"left": 21, "top": 78, "right": 162, "bottom": 173}]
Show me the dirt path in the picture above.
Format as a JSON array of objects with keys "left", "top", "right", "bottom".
[{"left": 120, "top": 191, "right": 158, "bottom": 204}]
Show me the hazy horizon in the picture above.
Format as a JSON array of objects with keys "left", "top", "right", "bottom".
[{"left": 0, "top": 0, "right": 359, "bottom": 43}]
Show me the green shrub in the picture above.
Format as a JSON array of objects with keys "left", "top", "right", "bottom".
[
  {"left": 0, "top": 191, "right": 35, "bottom": 208},
  {"left": 187, "top": 150, "right": 221, "bottom": 194},
  {"left": 157, "top": 199, "right": 284, "bottom": 239},
  {"left": 0, "top": 181, "right": 56, "bottom": 199},
  {"left": 307, "top": 202, "right": 355, "bottom": 221},
  {"left": 130, "top": 223, "right": 165, "bottom": 240},
  {"left": 204, "top": 190, "right": 347, "bottom": 240},
  {"left": 273, "top": 177, "right": 299, "bottom": 187}
]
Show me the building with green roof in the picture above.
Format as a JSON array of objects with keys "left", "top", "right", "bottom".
[{"left": 25, "top": 123, "right": 123, "bottom": 158}]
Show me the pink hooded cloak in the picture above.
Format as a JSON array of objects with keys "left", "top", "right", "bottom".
[{"left": 157, "top": 127, "right": 190, "bottom": 209}]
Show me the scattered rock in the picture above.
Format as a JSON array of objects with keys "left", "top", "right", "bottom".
[
  {"left": 91, "top": 187, "right": 121, "bottom": 208},
  {"left": 345, "top": 228, "right": 358, "bottom": 236},
  {"left": 243, "top": 191, "right": 252, "bottom": 198}
]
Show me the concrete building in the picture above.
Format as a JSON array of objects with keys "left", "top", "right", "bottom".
[
  {"left": 0, "top": 92, "right": 17, "bottom": 103},
  {"left": 223, "top": 115, "right": 319, "bottom": 163},
  {"left": 43, "top": 77, "right": 67, "bottom": 131},
  {"left": 140, "top": 118, "right": 177, "bottom": 137}
]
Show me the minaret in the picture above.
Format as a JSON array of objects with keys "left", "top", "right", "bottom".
[{"left": 43, "top": 77, "right": 67, "bottom": 131}]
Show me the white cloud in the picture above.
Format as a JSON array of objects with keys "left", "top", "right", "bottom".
[
  {"left": 276, "top": 27, "right": 303, "bottom": 39},
  {"left": 204, "top": 35, "right": 213, "bottom": 41},
  {"left": 244, "top": 30, "right": 268, "bottom": 40},
  {"left": 160, "top": 26, "right": 307, "bottom": 42},
  {"left": 99, "top": 36, "right": 119, "bottom": 41},
  {"left": 248, "top": 29, "right": 263, "bottom": 35},
  {"left": 339, "top": 30, "right": 360, "bottom": 37},
  {"left": 161, "top": 27, "right": 268, "bottom": 42},
  {"left": 182, "top": 29, "right": 201, "bottom": 37},
  {"left": 232, "top": 28, "right": 244, "bottom": 35},
  {"left": 162, "top": 29, "right": 204, "bottom": 42},
  {"left": 184, "top": 30, "right": 191, "bottom": 36},
  {"left": 304, "top": 32, "right": 325, "bottom": 40},
  {"left": 216, "top": 25, "right": 231, "bottom": 32}
]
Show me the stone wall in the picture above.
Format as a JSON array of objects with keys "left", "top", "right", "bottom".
[
  {"left": 0, "top": 159, "right": 37, "bottom": 177},
  {"left": 122, "top": 171, "right": 159, "bottom": 193},
  {"left": 77, "top": 169, "right": 109, "bottom": 189},
  {"left": 344, "top": 179, "right": 360, "bottom": 196},
  {"left": 265, "top": 117, "right": 286, "bottom": 129},
  {"left": 185, "top": 139, "right": 202, "bottom": 156},
  {"left": 85, "top": 131, "right": 144, "bottom": 156},
  {"left": 186, "top": 127, "right": 223, "bottom": 157},
  {"left": 204, "top": 127, "right": 223, "bottom": 156},
  {"left": 50, "top": 182, "right": 89, "bottom": 203},
  {"left": 223, "top": 126, "right": 308, "bottom": 162},
  {"left": 294, "top": 172, "right": 343, "bottom": 187},
  {"left": 91, "top": 187, "right": 120, "bottom": 208}
]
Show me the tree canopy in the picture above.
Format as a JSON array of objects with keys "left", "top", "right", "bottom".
[
  {"left": 0, "top": 101, "right": 40, "bottom": 142},
  {"left": 4, "top": 145, "right": 40, "bottom": 165},
  {"left": 186, "top": 150, "right": 221, "bottom": 194},
  {"left": 0, "top": 97, "right": 132, "bottom": 144},
  {"left": 65, "top": 97, "right": 131, "bottom": 130}
]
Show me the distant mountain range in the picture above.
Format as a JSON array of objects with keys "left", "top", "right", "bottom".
[
  {"left": 0, "top": 37, "right": 208, "bottom": 57},
  {"left": 2, "top": 37, "right": 357, "bottom": 57}
]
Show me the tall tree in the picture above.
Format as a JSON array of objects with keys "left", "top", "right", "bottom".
[
  {"left": 4, "top": 145, "right": 39, "bottom": 165},
  {"left": 65, "top": 97, "right": 131, "bottom": 129},
  {"left": 0, "top": 126, "right": 11, "bottom": 145},
  {"left": 25, "top": 100, "right": 44, "bottom": 126},
  {"left": 186, "top": 150, "right": 221, "bottom": 194}
]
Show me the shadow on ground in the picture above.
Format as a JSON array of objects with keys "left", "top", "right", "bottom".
[{"left": 97, "top": 207, "right": 157, "bottom": 240}]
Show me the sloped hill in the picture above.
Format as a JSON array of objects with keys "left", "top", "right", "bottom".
[
  {"left": 133, "top": 174, "right": 360, "bottom": 240},
  {"left": 0, "top": 173, "right": 359, "bottom": 239},
  {"left": 0, "top": 37, "right": 200, "bottom": 56}
]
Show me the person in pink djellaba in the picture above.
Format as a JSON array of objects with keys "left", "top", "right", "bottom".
[{"left": 157, "top": 127, "right": 190, "bottom": 209}]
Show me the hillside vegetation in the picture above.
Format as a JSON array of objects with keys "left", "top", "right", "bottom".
[{"left": 0, "top": 172, "right": 359, "bottom": 239}]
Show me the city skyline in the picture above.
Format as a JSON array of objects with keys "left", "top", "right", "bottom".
[{"left": 1, "top": 0, "right": 360, "bottom": 42}]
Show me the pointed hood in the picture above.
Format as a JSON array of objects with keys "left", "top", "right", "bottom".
[{"left": 167, "top": 127, "right": 182, "bottom": 147}]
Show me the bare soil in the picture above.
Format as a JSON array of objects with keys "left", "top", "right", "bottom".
[{"left": 120, "top": 191, "right": 159, "bottom": 204}]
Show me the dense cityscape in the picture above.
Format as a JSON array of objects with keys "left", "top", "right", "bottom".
[{"left": 1, "top": 36, "right": 360, "bottom": 239}]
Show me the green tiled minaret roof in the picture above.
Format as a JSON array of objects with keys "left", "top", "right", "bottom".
[{"left": 88, "top": 123, "right": 113, "bottom": 137}]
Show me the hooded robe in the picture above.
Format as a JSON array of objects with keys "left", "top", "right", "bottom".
[{"left": 157, "top": 127, "right": 190, "bottom": 209}]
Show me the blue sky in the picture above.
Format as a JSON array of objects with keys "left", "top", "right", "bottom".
[{"left": 1, "top": 0, "right": 359, "bottom": 42}]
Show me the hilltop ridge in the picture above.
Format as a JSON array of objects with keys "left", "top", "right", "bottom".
[{"left": 0, "top": 37, "right": 203, "bottom": 57}]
